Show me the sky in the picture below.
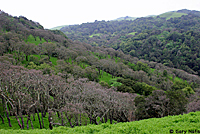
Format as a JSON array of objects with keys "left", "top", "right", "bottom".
[{"left": 1, "top": 0, "right": 200, "bottom": 29}]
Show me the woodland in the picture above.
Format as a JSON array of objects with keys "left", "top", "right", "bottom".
[{"left": 0, "top": 9, "right": 200, "bottom": 132}]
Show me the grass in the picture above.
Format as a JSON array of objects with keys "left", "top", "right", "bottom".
[
  {"left": 49, "top": 57, "right": 57, "bottom": 65},
  {"left": 0, "top": 113, "right": 49, "bottom": 130},
  {"left": 159, "top": 12, "right": 187, "bottom": 20},
  {"left": 28, "top": 54, "right": 57, "bottom": 65},
  {"left": 1, "top": 111, "right": 200, "bottom": 133},
  {"left": 25, "top": 35, "right": 46, "bottom": 45},
  {"left": 89, "top": 33, "right": 102, "bottom": 38},
  {"left": 168, "top": 76, "right": 186, "bottom": 83},
  {"left": 50, "top": 25, "right": 68, "bottom": 30},
  {"left": 128, "top": 32, "right": 137, "bottom": 36},
  {"left": 99, "top": 71, "right": 113, "bottom": 84}
]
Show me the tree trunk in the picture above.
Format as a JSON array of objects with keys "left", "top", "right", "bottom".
[
  {"left": 57, "top": 111, "right": 60, "bottom": 118},
  {"left": 41, "top": 110, "right": 44, "bottom": 128},
  {"left": 48, "top": 111, "right": 53, "bottom": 130},
  {"left": 79, "top": 114, "right": 82, "bottom": 126},
  {"left": 48, "top": 55, "right": 50, "bottom": 61},
  {"left": 15, "top": 114, "right": 22, "bottom": 129},
  {"left": 1, "top": 97, "right": 5, "bottom": 117},
  {"left": 61, "top": 112, "right": 64, "bottom": 126},
  {"left": 36, "top": 108, "right": 42, "bottom": 129},
  {"left": 90, "top": 118, "right": 92, "bottom": 124},
  {"left": 105, "top": 114, "right": 107, "bottom": 123},
  {"left": 75, "top": 115, "right": 79, "bottom": 126},
  {"left": 0, "top": 114, "right": 4, "bottom": 124},
  {"left": 29, "top": 114, "right": 34, "bottom": 129},
  {"left": 33, "top": 111, "right": 35, "bottom": 121},
  {"left": 109, "top": 111, "right": 113, "bottom": 124},
  {"left": 19, "top": 113, "right": 24, "bottom": 129},
  {"left": 65, "top": 113, "right": 73, "bottom": 128},
  {"left": 5, "top": 102, "right": 12, "bottom": 127},
  {"left": 26, "top": 113, "right": 30, "bottom": 129},
  {"left": 26, "top": 55, "right": 28, "bottom": 61},
  {"left": 26, "top": 113, "right": 34, "bottom": 129}
]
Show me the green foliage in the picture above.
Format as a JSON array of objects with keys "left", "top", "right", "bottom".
[
  {"left": 171, "top": 80, "right": 189, "bottom": 90},
  {"left": 166, "top": 90, "right": 188, "bottom": 115},
  {"left": 182, "top": 86, "right": 195, "bottom": 97},
  {"left": 134, "top": 96, "right": 147, "bottom": 120},
  {"left": 133, "top": 82, "right": 156, "bottom": 96},
  {"left": 27, "top": 62, "right": 55, "bottom": 74},
  {"left": 127, "top": 61, "right": 150, "bottom": 73},
  {"left": 117, "top": 84, "right": 134, "bottom": 93},
  {"left": 117, "top": 78, "right": 135, "bottom": 87},
  {"left": 116, "top": 78, "right": 156, "bottom": 95},
  {"left": 163, "top": 70, "right": 168, "bottom": 77},
  {"left": 108, "top": 78, "right": 122, "bottom": 87},
  {"left": 99, "top": 81, "right": 111, "bottom": 88}
]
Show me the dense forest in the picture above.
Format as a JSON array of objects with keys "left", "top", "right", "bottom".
[{"left": 0, "top": 9, "right": 200, "bottom": 131}]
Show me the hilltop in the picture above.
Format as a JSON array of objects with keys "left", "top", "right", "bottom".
[
  {"left": 158, "top": 9, "right": 200, "bottom": 20},
  {"left": 114, "top": 16, "right": 138, "bottom": 21}
]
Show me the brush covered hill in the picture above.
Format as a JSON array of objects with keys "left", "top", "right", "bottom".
[
  {"left": 59, "top": 9, "right": 200, "bottom": 76},
  {"left": 0, "top": 10, "right": 200, "bottom": 132}
]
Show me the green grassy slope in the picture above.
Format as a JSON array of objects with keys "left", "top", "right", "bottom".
[
  {"left": 159, "top": 12, "right": 187, "bottom": 20},
  {"left": 25, "top": 35, "right": 46, "bottom": 45},
  {"left": 50, "top": 25, "right": 68, "bottom": 30},
  {"left": 1, "top": 111, "right": 200, "bottom": 134},
  {"left": 114, "top": 16, "right": 137, "bottom": 21}
]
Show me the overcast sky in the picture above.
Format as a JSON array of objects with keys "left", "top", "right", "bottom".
[{"left": 1, "top": 0, "right": 200, "bottom": 29}]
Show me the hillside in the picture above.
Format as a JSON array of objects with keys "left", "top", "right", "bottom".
[
  {"left": 0, "top": 9, "right": 200, "bottom": 132},
  {"left": 1, "top": 111, "right": 200, "bottom": 133},
  {"left": 114, "top": 16, "right": 138, "bottom": 21},
  {"left": 50, "top": 25, "right": 68, "bottom": 30},
  {"left": 60, "top": 9, "right": 200, "bottom": 76},
  {"left": 159, "top": 11, "right": 187, "bottom": 20}
]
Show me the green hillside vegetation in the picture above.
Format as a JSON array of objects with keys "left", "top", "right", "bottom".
[
  {"left": 1, "top": 111, "right": 200, "bottom": 134},
  {"left": 50, "top": 25, "right": 68, "bottom": 30},
  {"left": 25, "top": 35, "right": 47, "bottom": 45},
  {"left": 128, "top": 32, "right": 137, "bottom": 35},
  {"left": 114, "top": 16, "right": 137, "bottom": 21},
  {"left": 159, "top": 11, "right": 187, "bottom": 20},
  {"left": 89, "top": 33, "right": 102, "bottom": 38}
]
